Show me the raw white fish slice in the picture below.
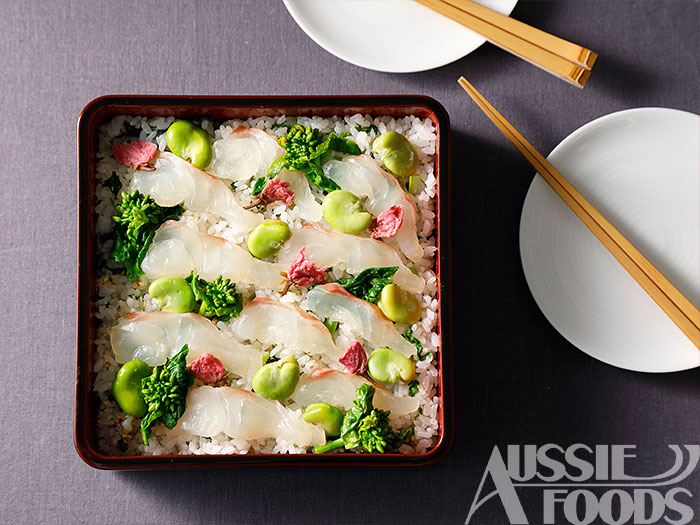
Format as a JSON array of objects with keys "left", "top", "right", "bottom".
[
  {"left": 208, "top": 126, "right": 284, "bottom": 182},
  {"left": 277, "top": 223, "right": 425, "bottom": 294},
  {"left": 232, "top": 297, "right": 342, "bottom": 361},
  {"left": 141, "top": 221, "right": 287, "bottom": 291},
  {"left": 277, "top": 169, "right": 323, "bottom": 222},
  {"left": 305, "top": 284, "right": 418, "bottom": 357},
  {"left": 110, "top": 311, "right": 262, "bottom": 383},
  {"left": 130, "top": 152, "right": 262, "bottom": 234},
  {"left": 323, "top": 155, "right": 423, "bottom": 262},
  {"left": 174, "top": 386, "right": 326, "bottom": 447},
  {"left": 291, "top": 369, "right": 419, "bottom": 416}
]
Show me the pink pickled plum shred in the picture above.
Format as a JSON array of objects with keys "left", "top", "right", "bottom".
[
  {"left": 370, "top": 206, "right": 404, "bottom": 239},
  {"left": 112, "top": 141, "right": 158, "bottom": 167},
  {"left": 261, "top": 178, "right": 294, "bottom": 205},
  {"left": 188, "top": 353, "right": 226, "bottom": 383},
  {"left": 338, "top": 341, "right": 367, "bottom": 375},
  {"left": 287, "top": 247, "right": 327, "bottom": 287}
]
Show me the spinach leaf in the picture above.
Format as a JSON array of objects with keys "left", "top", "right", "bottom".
[
  {"left": 403, "top": 327, "right": 431, "bottom": 361},
  {"left": 105, "top": 171, "right": 122, "bottom": 195},
  {"left": 355, "top": 124, "right": 378, "bottom": 134},
  {"left": 336, "top": 267, "right": 398, "bottom": 303}
]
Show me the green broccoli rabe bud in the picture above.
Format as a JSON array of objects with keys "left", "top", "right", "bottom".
[
  {"left": 266, "top": 125, "right": 358, "bottom": 194},
  {"left": 110, "top": 190, "right": 183, "bottom": 280},
  {"left": 313, "top": 383, "right": 410, "bottom": 454},
  {"left": 278, "top": 124, "right": 325, "bottom": 171},
  {"left": 140, "top": 345, "right": 194, "bottom": 445},
  {"left": 186, "top": 272, "right": 243, "bottom": 321}
]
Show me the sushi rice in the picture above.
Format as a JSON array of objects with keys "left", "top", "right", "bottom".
[{"left": 92, "top": 113, "right": 440, "bottom": 456}]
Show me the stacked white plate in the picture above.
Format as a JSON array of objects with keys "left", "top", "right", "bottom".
[{"left": 283, "top": 0, "right": 518, "bottom": 72}]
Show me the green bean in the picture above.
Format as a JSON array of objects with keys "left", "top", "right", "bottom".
[
  {"left": 367, "top": 348, "right": 415, "bottom": 383},
  {"left": 322, "top": 190, "right": 372, "bottom": 234},
  {"left": 372, "top": 131, "right": 419, "bottom": 177},
  {"left": 148, "top": 277, "right": 196, "bottom": 313},
  {"left": 302, "top": 403, "right": 344, "bottom": 437},
  {"left": 247, "top": 220, "right": 291, "bottom": 259},
  {"left": 252, "top": 356, "right": 300, "bottom": 400},
  {"left": 377, "top": 284, "right": 422, "bottom": 324},
  {"left": 166, "top": 120, "right": 212, "bottom": 169},
  {"left": 112, "top": 360, "right": 152, "bottom": 417}
]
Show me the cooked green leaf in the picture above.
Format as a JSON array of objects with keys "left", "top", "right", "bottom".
[
  {"left": 323, "top": 318, "right": 339, "bottom": 335},
  {"left": 110, "top": 190, "right": 183, "bottom": 280},
  {"left": 408, "top": 380, "right": 420, "bottom": 397},
  {"left": 403, "top": 327, "right": 431, "bottom": 361},
  {"left": 336, "top": 267, "right": 398, "bottom": 303},
  {"left": 105, "top": 171, "right": 122, "bottom": 195},
  {"left": 251, "top": 176, "right": 267, "bottom": 196},
  {"left": 355, "top": 124, "right": 378, "bottom": 134},
  {"left": 140, "top": 345, "right": 194, "bottom": 445}
]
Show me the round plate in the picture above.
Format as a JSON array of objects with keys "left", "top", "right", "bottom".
[
  {"left": 282, "top": 0, "right": 519, "bottom": 73},
  {"left": 520, "top": 108, "right": 700, "bottom": 373}
]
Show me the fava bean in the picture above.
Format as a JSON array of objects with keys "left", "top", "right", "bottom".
[
  {"left": 377, "top": 284, "right": 422, "bottom": 324},
  {"left": 302, "top": 403, "right": 344, "bottom": 437},
  {"left": 112, "top": 360, "right": 152, "bottom": 417},
  {"left": 367, "top": 347, "right": 415, "bottom": 383},
  {"left": 247, "top": 220, "right": 292, "bottom": 259},
  {"left": 322, "top": 190, "right": 372, "bottom": 234},
  {"left": 148, "top": 277, "right": 196, "bottom": 313},
  {"left": 372, "top": 131, "right": 419, "bottom": 177},
  {"left": 166, "top": 120, "right": 212, "bottom": 169},
  {"left": 252, "top": 355, "right": 300, "bottom": 400}
]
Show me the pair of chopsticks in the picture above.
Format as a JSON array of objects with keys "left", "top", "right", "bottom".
[
  {"left": 458, "top": 77, "right": 700, "bottom": 349},
  {"left": 417, "top": 0, "right": 596, "bottom": 87}
]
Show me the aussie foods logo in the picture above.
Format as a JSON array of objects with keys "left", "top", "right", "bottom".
[{"left": 466, "top": 445, "right": 699, "bottom": 525}]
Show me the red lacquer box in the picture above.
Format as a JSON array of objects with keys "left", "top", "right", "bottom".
[{"left": 75, "top": 95, "right": 453, "bottom": 468}]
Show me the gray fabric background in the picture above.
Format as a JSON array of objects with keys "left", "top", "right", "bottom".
[{"left": 1, "top": 1, "right": 698, "bottom": 524}]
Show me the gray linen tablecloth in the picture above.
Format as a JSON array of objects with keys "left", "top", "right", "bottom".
[{"left": 0, "top": 1, "right": 698, "bottom": 523}]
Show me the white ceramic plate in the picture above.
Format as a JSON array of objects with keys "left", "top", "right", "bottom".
[
  {"left": 282, "top": 0, "right": 518, "bottom": 73},
  {"left": 520, "top": 108, "right": 700, "bottom": 373}
]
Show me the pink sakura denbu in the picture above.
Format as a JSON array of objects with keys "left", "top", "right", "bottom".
[
  {"left": 283, "top": 246, "right": 327, "bottom": 294},
  {"left": 370, "top": 206, "right": 404, "bottom": 239},
  {"left": 338, "top": 341, "right": 368, "bottom": 375},
  {"left": 112, "top": 141, "right": 158, "bottom": 170},
  {"left": 244, "top": 178, "right": 295, "bottom": 209}
]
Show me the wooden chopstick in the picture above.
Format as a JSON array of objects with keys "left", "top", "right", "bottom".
[
  {"left": 445, "top": 0, "right": 596, "bottom": 69},
  {"left": 416, "top": 0, "right": 595, "bottom": 88},
  {"left": 458, "top": 76, "right": 700, "bottom": 349}
]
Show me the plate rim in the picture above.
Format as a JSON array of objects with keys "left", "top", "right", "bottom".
[
  {"left": 519, "top": 106, "right": 700, "bottom": 373},
  {"left": 282, "top": 0, "right": 519, "bottom": 73}
]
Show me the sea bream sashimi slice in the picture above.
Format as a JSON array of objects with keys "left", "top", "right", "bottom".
[
  {"left": 323, "top": 155, "right": 423, "bottom": 262},
  {"left": 291, "top": 369, "right": 419, "bottom": 416},
  {"left": 141, "top": 221, "right": 287, "bottom": 291},
  {"left": 173, "top": 386, "right": 326, "bottom": 447},
  {"left": 276, "top": 169, "right": 323, "bottom": 222},
  {"left": 130, "top": 152, "right": 262, "bottom": 234},
  {"left": 305, "top": 284, "right": 417, "bottom": 358},
  {"left": 208, "top": 126, "right": 285, "bottom": 182},
  {"left": 276, "top": 223, "right": 425, "bottom": 294},
  {"left": 110, "top": 311, "right": 262, "bottom": 383},
  {"left": 232, "top": 297, "right": 342, "bottom": 361}
]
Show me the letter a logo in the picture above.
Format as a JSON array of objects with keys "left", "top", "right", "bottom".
[{"left": 465, "top": 446, "right": 528, "bottom": 524}]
